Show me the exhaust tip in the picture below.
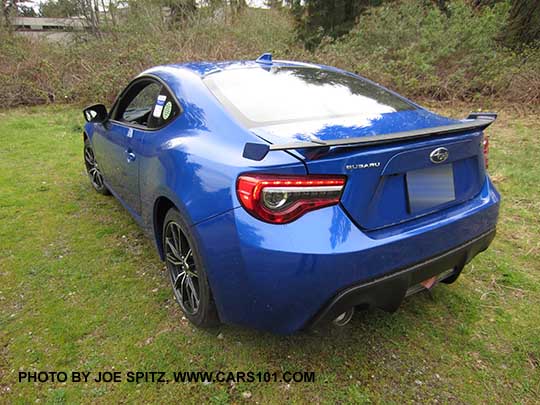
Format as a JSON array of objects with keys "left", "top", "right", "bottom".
[{"left": 333, "top": 308, "right": 355, "bottom": 327}]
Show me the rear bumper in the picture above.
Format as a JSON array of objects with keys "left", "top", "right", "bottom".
[
  {"left": 193, "top": 177, "right": 500, "bottom": 334},
  {"left": 307, "top": 228, "right": 496, "bottom": 329}
]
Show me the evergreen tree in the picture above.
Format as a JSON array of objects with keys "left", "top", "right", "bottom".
[
  {"left": 501, "top": 0, "right": 540, "bottom": 48},
  {"left": 293, "top": 0, "right": 383, "bottom": 50}
]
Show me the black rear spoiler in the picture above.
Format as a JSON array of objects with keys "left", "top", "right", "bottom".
[{"left": 243, "top": 112, "right": 497, "bottom": 161}]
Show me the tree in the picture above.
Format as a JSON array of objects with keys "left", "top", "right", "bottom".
[
  {"left": 2, "top": 0, "right": 16, "bottom": 27},
  {"left": 293, "top": 0, "right": 383, "bottom": 50},
  {"left": 229, "top": 0, "right": 246, "bottom": 18},
  {"left": 2, "top": 1, "right": 38, "bottom": 29},
  {"left": 18, "top": 4, "right": 37, "bottom": 16},
  {"left": 163, "top": 0, "right": 197, "bottom": 23},
  {"left": 265, "top": 0, "right": 283, "bottom": 8},
  {"left": 431, "top": 0, "right": 450, "bottom": 17},
  {"left": 500, "top": 0, "right": 540, "bottom": 48},
  {"left": 39, "top": 0, "right": 83, "bottom": 17},
  {"left": 39, "top": 0, "right": 125, "bottom": 36},
  {"left": 468, "top": 0, "right": 504, "bottom": 7}
]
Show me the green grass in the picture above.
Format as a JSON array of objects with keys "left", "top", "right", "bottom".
[{"left": 1, "top": 105, "right": 539, "bottom": 403}]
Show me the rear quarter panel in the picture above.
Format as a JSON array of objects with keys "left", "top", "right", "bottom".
[{"left": 135, "top": 67, "right": 306, "bottom": 236}]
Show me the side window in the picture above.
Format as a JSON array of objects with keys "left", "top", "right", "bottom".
[
  {"left": 114, "top": 81, "right": 162, "bottom": 128},
  {"left": 147, "top": 86, "right": 181, "bottom": 129}
]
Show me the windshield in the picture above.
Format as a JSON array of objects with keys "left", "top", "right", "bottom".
[{"left": 204, "top": 66, "right": 414, "bottom": 127}]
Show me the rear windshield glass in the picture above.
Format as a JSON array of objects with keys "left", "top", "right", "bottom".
[{"left": 204, "top": 66, "right": 414, "bottom": 127}]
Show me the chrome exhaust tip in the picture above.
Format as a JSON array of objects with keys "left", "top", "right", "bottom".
[{"left": 333, "top": 308, "right": 355, "bottom": 327}]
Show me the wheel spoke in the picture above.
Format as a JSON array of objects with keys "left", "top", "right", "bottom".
[
  {"left": 84, "top": 151, "right": 94, "bottom": 165},
  {"left": 175, "top": 227, "right": 182, "bottom": 254},
  {"left": 187, "top": 288, "right": 194, "bottom": 309},
  {"left": 165, "top": 237, "right": 180, "bottom": 260},
  {"left": 186, "top": 276, "right": 198, "bottom": 310},
  {"left": 95, "top": 172, "right": 103, "bottom": 187},
  {"left": 186, "top": 268, "right": 198, "bottom": 279},
  {"left": 190, "top": 283, "right": 200, "bottom": 309},
  {"left": 184, "top": 249, "right": 193, "bottom": 264},
  {"left": 182, "top": 248, "right": 192, "bottom": 269},
  {"left": 173, "top": 272, "right": 187, "bottom": 304},
  {"left": 90, "top": 168, "right": 98, "bottom": 182},
  {"left": 89, "top": 167, "right": 102, "bottom": 188},
  {"left": 173, "top": 270, "right": 186, "bottom": 290},
  {"left": 170, "top": 224, "right": 181, "bottom": 255},
  {"left": 180, "top": 272, "right": 188, "bottom": 301},
  {"left": 192, "top": 292, "right": 199, "bottom": 310},
  {"left": 166, "top": 253, "right": 182, "bottom": 266}
]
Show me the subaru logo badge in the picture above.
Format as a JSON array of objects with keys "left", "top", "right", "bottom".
[{"left": 430, "top": 147, "right": 449, "bottom": 164}]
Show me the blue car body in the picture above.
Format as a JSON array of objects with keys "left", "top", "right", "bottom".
[{"left": 84, "top": 58, "right": 500, "bottom": 334}]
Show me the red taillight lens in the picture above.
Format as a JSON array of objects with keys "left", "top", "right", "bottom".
[
  {"left": 236, "top": 174, "right": 346, "bottom": 224},
  {"left": 483, "top": 136, "right": 489, "bottom": 169}
]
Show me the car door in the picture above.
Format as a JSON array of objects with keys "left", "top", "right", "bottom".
[{"left": 93, "top": 79, "right": 162, "bottom": 217}]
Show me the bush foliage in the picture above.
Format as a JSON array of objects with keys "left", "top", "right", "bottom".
[
  {"left": 313, "top": 1, "right": 540, "bottom": 102},
  {"left": 0, "top": 1, "right": 539, "bottom": 108},
  {"left": 0, "top": 7, "right": 299, "bottom": 107}
]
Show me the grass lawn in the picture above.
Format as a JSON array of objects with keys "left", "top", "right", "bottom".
[{"left": 1, "top": 105, "right": 539, "bottom": 403}]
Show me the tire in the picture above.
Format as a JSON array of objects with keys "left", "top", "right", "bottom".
[
  {"left": 163, "top": 208, "right": 219, "bottom": 328},
  {"left": 83, "top": 138, "right": 110, "bottom": 195}
]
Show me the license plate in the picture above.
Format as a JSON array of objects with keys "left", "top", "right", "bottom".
[{"left": 407, "top": 164, "right": 455, "bottom": 213}]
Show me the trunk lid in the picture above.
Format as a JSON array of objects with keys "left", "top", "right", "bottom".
[{"left": 252, "top": 109, "right": 487, "bottom": 231}]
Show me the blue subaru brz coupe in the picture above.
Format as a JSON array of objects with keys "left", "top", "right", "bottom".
[{"left": 82, "top": 54, "right": 500, "bottom": 334}]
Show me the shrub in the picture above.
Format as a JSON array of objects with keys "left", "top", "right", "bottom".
[
  {"left": 314, "top": 0, "right": 539, "bottom": 104},
  {"left": 0, "top": 7, "right": 301, "bottom": 108},
  {"left": 1, "top": 2, "right": 539, "bottom": 108}
]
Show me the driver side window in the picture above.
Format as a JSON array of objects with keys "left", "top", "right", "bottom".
[{"left": 114, "top": 81, "right": 162, "bottom": 128}]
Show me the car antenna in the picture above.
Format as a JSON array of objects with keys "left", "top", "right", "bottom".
[{"left": 256, "top": 53, "right": 273, "bottom": 65}]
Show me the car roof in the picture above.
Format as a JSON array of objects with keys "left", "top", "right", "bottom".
[{"left": 147, "top": 59, "right": 340, "bottom": 79}]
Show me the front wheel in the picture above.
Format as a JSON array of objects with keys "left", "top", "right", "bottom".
[
  {"left": 84, "top": 138, "right": 110, "bottom": 195},
  {"left": 163, "top": 208, "right": 219, "bottom": 328}
]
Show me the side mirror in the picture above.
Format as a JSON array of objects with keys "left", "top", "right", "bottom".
[{"left": 83, "top": 104, "right": 108, "bottom": 123}]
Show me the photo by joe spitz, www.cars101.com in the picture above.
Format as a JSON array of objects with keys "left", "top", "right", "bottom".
[{"left": 82, "top": 53, "right": 500, "bottom": 334}]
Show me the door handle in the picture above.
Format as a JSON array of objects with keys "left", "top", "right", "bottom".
[{"left": 126, "top": 150, "right": 136, "bottom": 162}]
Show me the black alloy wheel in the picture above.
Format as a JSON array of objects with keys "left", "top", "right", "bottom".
[
  {"left": 84, "top": 139, "right": 109, "bottom": 195},
  {"left": 163, "top": 208, "right": 219, "bottom": 327}
]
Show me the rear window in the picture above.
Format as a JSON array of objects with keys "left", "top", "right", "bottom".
[{"left": 204, "top": 66, "right": 413, "bottom": 127}]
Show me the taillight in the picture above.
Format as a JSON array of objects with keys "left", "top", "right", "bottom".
[
  {"left": 483, "top": 136, "right": 489, "bottom": 169},
  {"left": 236, "top": 174, "right": 346, "bottom": 224}
]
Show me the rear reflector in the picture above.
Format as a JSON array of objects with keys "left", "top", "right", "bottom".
[{"left": 236, "top": 174, "right": 346, "bottom": 224}]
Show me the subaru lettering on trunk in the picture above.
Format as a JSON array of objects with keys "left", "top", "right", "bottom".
[{"left": 345, "top": 162, "right": 381, "bottom": 170}]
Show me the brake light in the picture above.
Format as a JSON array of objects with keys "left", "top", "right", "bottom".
[
  {"left": 236, "top": 174, "right": 346, "bottom": 224},
  {"left": 483, "top": 136, "right": 489, "bottom": 169}
]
